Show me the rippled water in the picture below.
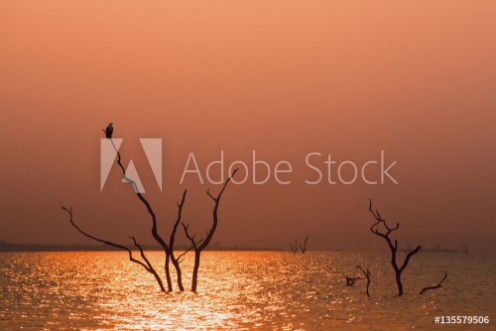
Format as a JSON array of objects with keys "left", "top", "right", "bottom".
[{"left": 0, "top": 251, "right": 494, "bottom": 330}]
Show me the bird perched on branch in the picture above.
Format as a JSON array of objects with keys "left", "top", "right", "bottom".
[{"left": 103, "top": 123, "right": 114, "bottom": 139}]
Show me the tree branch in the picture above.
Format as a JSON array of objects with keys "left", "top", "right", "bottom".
[
  {"left": 181, "top": 223, "right": 199, "bottom": 250},
  {"left": 419, "top": 271, "right": 448, "bottom": 295},
  {"left": 356, "top": 264, "right": 371, "bottom": 298},
  {"left": 198, "top": 168, "right": 238, "bottom": 252},
  {"left": 176, "top": 245, "right": 194, "bottom": 264},
  {"left": 130, "top": 236, "right": 166, "bottom": 291},
  {"left": 109, "top": 138, "right": 170, "bottom": 253},
  {"left": 61, "top": 206, "right": 165, "bottom": 292},
  {"left": 170, "top": 190, "right": 187, "bottom": 259},
  {"left": 180, "top": 168, "right": 238, "bottom": 292},
  {"left": 400, "top": 245, "right": 422, "bottom": 272},
  {"left": 169, "top": 189, "right": 188, "bottom": 291}
]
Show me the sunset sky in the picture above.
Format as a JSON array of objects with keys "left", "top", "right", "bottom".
[{"left": 1, "top": 1, "right": 495, "bottom": 251}]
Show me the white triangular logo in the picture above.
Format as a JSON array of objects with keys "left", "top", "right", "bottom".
[
  {"left": 100, "top": 138, "right": 122, "bottom": 191},
  {"left": 140, "top": 138, "right": 163, "bottom": 191}
]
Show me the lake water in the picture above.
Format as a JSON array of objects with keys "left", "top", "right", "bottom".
[{"left": 0, "top": 251, "right": 494, "bottom": 330}]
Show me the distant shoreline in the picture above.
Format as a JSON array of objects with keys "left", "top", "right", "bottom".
[
  {"left": 0, "top": 240, "right": 472, "bottom": 253},
  {"left": 0, "top": 240, "right": 281, "bottom": 252}
]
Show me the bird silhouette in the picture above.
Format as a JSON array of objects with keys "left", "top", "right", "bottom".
[{"left": 104, "top": 123, "right": 113, "bottom": 139}]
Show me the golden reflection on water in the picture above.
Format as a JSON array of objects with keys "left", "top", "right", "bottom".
[{"left": 0, "top": 251, "right": 495, "bottom": 330}]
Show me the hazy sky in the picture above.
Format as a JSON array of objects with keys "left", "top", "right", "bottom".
[{"left": 1, "top": 1, "right": 495, "bottom": 251}]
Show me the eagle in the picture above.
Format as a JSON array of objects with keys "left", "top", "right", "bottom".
[{"left": 104, "top": 123, "right": 113, "bottom": 139}]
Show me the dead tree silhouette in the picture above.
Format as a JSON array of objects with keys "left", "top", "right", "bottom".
[
  {"left": 61, "top": 206, "right": 166, "bottom": 292},
  {"left": 368, "top": 199, "right": 421, "bottom": 296},
  {"left": 356, "top": 265, "right": 371, "bottom": 298},
  {"left": 182, "top": 169, "right": 238, "bottom": 292},
  {"left": 62, "top": 132, "right": 193, "bottom": 292},
  {"left": 299, "top": 235, "right": 309, "bottom": 253},
  {"left": 419, "top": 271, "right": 448, "bottom": 295}
]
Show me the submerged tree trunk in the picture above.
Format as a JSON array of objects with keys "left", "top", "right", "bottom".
[
  {"left": 164, "top": 254, "right": 173, "bottom": 292},
  {"left": 170, "top": 256, "right": 184, "bottom": 292},
  {"left": 191, "top": 251, "right": 201, "bottom": 292},
  {"left": 395, "top": 270, "right": 404, "bottom": 296},
  {"left": 356, "top": 265, "right": 371, "bottom": 298},
  {"left": 169, "top": 190, "right": 189, "bottom": 292}
]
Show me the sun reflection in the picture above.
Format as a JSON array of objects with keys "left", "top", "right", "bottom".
[{"left": 0, "top": 251, "right": 495, "bottom": 330}]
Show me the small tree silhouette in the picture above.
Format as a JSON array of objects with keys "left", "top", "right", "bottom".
[
  {"left": 299, "top": 235, "right": 309, "bottom": 253},
  {"left": 356, "top": 265, "right": 371, "bottom": 298},
  {"left": 368, "top": 199, "right": 421, "bottom": 296}
]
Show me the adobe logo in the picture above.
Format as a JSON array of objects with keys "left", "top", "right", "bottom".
[{"left": 100, "top": 138, "right": 162, "bottom": 193}]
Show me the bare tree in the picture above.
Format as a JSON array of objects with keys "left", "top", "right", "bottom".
[
  {"left": 182, "top": 169, "right": 238, "bottom": 292},
  {"left": 368, "top": 199, "right": 421, "bottom": 296},
  {"left": 63, "top": 135, "right": 190, "bottom": 292},
  {"left": 356, "top": 265, "right": 371, "bottom": 298},
  {"left": 419, "top": 271, "right": 448, "bottom": 295},
  {"left": 299, "top": 235, "right": 309, "bottom": 253},
  {"left": 61, "top": 206, "right": 166, "bottom": 292},
  {"left": 460, "top": 241, "right": 469, "bottom": 255}
]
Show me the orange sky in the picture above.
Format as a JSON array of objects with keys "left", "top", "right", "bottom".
[{"left": 0, "top": 1, "right": 495, "bottom": 251}]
